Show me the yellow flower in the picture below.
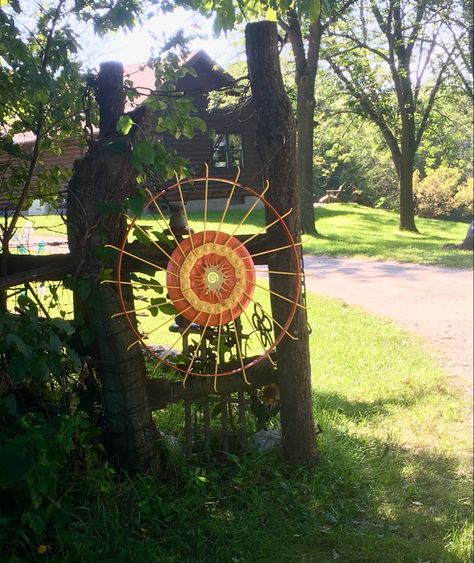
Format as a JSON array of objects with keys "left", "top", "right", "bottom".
[{"left": 260, "top": 384, "right": 280, "bottom": 405}]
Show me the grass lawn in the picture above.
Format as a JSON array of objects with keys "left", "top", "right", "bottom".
[
  {"left": 47, "top": 291, "right": 472, "bottom": 563},
  {"left": 307, "top": 204, "right": 473, "bottom": 268},
  {"left": 18, "top": 203, "right": 472, "bottom": 268},
  {"left": 9, "top": 204, "right": 471, "bottom": 560}
]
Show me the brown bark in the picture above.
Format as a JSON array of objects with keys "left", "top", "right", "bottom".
[
  {"left": 281, "top": 12, "right": 321, "bottom": 236},
  {"left": 245, "top": 21, "right": 318, "bottom": 464},
  {"left": 67, "top": 62, "right": 160, "bottom": 474},
  {"left": 147, "top": 357, "right": 277, "bottom": 410}
]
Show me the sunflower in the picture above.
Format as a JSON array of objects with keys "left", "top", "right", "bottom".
[{"left": 260, "top": 383, "right": 280, "bottom": 406}]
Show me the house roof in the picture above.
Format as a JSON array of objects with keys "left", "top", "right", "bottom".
[
  {"left": 123, "top": 50, "right": 235, "bottom": 110},
  {"left": 10, "top": 50, "right": 235, "bottom": 144}
]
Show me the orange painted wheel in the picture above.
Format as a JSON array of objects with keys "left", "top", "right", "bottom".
[
  {"left": 166, "top": 230, "right": 256, "bottom": 327},
  {"left": 112, "top": 173, "right": 302, "bottom": 379}
]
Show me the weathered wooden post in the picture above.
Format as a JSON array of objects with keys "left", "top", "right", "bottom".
[
  {"left": 67, "top": 62, "right": 160, "bottom": 474},
  {"left": 245, "top": 22, "right": 318, "bottom": 464}
]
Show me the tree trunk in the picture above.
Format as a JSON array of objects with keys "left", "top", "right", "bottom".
[
  {"left": 67, "top": 62, "right": 160, "bottom": 474},
  {"left": 399, "top": 110, "right": 417, "bottom": 232},
  {"left": 297, "top": 74, "right": 318, "bottom": 236},
  {"left": 246, "top": 21, "right": 318, "bottom": 464},
  {"left": 399, "top": 150, "right": 417, "bottom": 232},
  {"left": 285, "top": 13, "right": 321, "bottom": 235},
  {"left": 460, "top": 220, "right": 474, "bottom": 250}
]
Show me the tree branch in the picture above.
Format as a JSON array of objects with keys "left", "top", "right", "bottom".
[
  {"left": 328, "top": 60, "right": 401, "bottom": 165},
  {"left": 415, "top": 55, "right": 451, "bottom": 149}
]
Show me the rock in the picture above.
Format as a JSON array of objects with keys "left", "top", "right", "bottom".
[{"left": 251, "top": 428, "right": 282, "bottom": 452}]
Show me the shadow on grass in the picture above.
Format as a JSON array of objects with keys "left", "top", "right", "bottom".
[{"left": 50, "top": 394, "right": 471, "bottom": 563}]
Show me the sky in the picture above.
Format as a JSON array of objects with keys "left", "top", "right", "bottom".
[{"left": 81, "top": 7, "right": 246, "bottom": 71}]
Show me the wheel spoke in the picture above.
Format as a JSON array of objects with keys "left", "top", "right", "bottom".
[
  {"left": 144, "top": 188, "right": 187, "bottom": 259},
  {"left": 111, "top": 297, "right": 178, "bottom": 319},
  {"left": 253, "top": 269, "right": 300, "bottom": 276},
  {"left": 250, "top": 240, "right": 302, "bottom": 259},
  {"left": 249, "top": 279, "right": 305, "bottom": 310},
  {"left": 214, "top": 167, "right": 240, "bottom": 242},
  {"left": 203, "top": 163, "right": 209, "bottom": 233},
  {"left": 153, "top": 311, "right": 202, "bottom": 370},
  {"left": 234, "top": 208, "right": 292, "bottom": 251},
  {"left": 127, "top": 304, "right": 193, "bottom": 350},
  {"left": 142, "top": 188, "right": 170, "bottom": 233},
  {"left": 182, "top": 315, "right": 211, "bottom": 388},
  {"left": 229, "top": 180, "right": 269, "bottom": 238},
  {"left": 175, "top": 173, "right": 194, "bottom": 250},
  {"left": 106, "top": 244, "right": 174, "bottom": 275},
  {"left": 126, "top": 215, "right": 182, "bottom": 268},
  {"left": 101, "top": 279, "right": 167, "bottom": 290}
]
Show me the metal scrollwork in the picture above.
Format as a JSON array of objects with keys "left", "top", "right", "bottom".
[{"left": 251, "top": 302, "right": 274, "bottom": 348}]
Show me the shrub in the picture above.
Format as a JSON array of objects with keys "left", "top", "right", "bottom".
[
  {"left": 0, "top": 296, "right": 103, "bottom": 557},
  {"left": 414, "top": 166, "right": 472, "bottom": 220},
  {"left": 454, "top": 177, "right": 474, "bottom": 218}
]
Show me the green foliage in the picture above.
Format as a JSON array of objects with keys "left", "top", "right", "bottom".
[
  {"left": 0, "top": 295, "right": 80, "bottom": 386},
  {"left": 414, "top": 166, "right": 473, "bottom": 221},
  {"left": 0, "top": 296, "right": 105, "bottom": 555},
  {"left": 0, "top": 405, "right": 97, "bottom": 551}
]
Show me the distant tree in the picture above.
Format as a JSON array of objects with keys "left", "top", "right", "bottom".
[
  {"left": 443, "top": 0, "right": 473, "bottom": 100},
  {"left": 326, "top": 0, "right": 459, "bottom": 231},
  {"left": 176, "top": 0, "right": 355, "bottom": 234},
  {"left": 312, "top": 70, "right": 472, "bottom": 208}
]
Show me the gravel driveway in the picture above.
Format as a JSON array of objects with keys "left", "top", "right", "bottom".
[{"left": 303, "top": 256, "right": 473, "bottom": 391}]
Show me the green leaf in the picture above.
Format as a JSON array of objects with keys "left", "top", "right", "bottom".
[
  {"left": 133, "top": 226, "right": 151, "bottom": 247},
  {"left": 151, "top": 230, "right": 173, "bottom": 249},
  {"left": 116, "top": 115, "right": 134, "bottom": 135},
  {"left": 308, "top": 0, "right": 322, "bottom": 22},
  {"left": 5, "top": 334, "right": 30, "bottom": 356},
  {"left": 128, "top": 190, "right": 147, "bottom": 216},
  {"left": 1, "top": 394, "right": 17, "bottom": 416},
  {"left": 158, "top": 302, "right": 176, "bottom": 315},
  {"left": 133, "top": 142, "right": 155, "bottom": 165}
]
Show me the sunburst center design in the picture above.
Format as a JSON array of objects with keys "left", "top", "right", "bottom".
[{"left": 202, "top": 264, "right": 229, "bottom": 294}]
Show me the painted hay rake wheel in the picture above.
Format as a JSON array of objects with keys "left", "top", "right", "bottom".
[{"left": 109, "top": 172, "right": 301, "bottom": 381}]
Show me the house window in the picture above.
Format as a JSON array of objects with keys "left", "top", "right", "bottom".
[{"left": 213, "top": 133, "right": 243, "bottom": 168}]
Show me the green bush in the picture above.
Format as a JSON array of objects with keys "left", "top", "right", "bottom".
[
  {"left": 454, "top": 177, "right": 474, "bottom": 217},
  {"left": 0, "top": 296, "right": 104, "bottom": 557},
  {"left": 414, "top": 166, "right": 473, "bottom": 220}
]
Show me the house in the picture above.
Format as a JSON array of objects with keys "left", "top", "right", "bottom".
[{"left": 1, "top": 50, "right": 262, "bottom": 216}]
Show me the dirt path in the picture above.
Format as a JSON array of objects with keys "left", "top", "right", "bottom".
[{"left": 303, "top": 256, "right": 473, "bottom": 391}]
